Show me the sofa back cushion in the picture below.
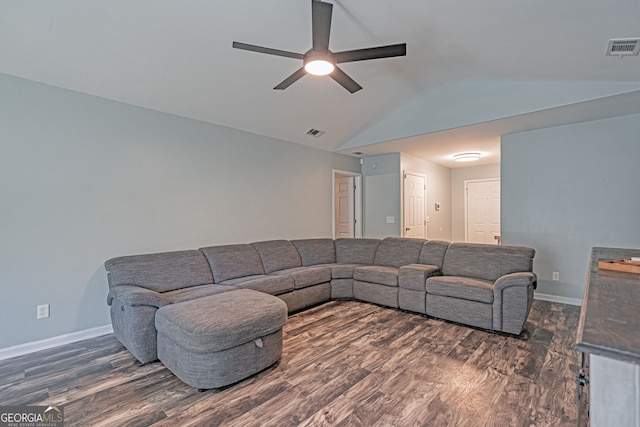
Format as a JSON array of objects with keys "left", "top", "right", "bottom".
[
  {"left": 418, "top": 241, "right": 450, "bottom": 267},
  {"left": 374, "top": 237, "right": 426, "bottom": 267},
  {"left": 292, "top": 239, "right": 336, "bottom": 266},
  {"left": 335, "top": 238, "right": 380, "bottom": 265},
  {"left": 252, "top": 240, "right": 302, "bottom": 274},
  {"left": 199, "top": 244, "right": 265, "bottom": 283},
  {"left": 442, "top": 243, "right": 535, "bottom": 282},
  {"left": 105, "top": 250, "right": 213, "bottom": 293}
]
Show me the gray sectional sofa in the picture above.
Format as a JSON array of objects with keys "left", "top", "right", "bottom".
[{"left": 105, "top": 237, "right": 537, "bottom": 369}]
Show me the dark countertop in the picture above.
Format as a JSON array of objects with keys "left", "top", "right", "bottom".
[{"left": 575, "top": 247, "right": 640, "bottom": 364}]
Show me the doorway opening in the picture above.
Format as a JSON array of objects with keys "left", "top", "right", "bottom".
[{"left": 332, "top": 170, "right": 362, "bottom": 238}]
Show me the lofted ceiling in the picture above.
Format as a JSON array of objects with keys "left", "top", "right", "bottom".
[{"left": 1, "top": 0, "right": 639, "bottom": 168}]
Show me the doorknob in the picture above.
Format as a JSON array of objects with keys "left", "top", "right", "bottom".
[{"left": 405, "top": 228, "right": 410, "bottom": 231}]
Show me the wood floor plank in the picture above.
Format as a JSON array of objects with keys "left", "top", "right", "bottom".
[
  {"left": 0, "top": 300, "right": 583, "bottom": 426},
  {"left": 158, "top": 375, "right": 290, "bottom": 427},
  {"left": 255, "top": 367, "right": 371, "bottom": 427},
  {"left": 297, "top": 393, "right": 360, "bottom": 426},
  {"left": 527, "top": 348, "right": 582, "bottom": 426},
  {"left": 422, "top": 365, "right": 511, "bottom": 427}
]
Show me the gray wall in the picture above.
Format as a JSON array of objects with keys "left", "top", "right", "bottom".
[
  {"left": 0, "top": 74, "right": 360, "bottom": 349},
  {"left": 361, "top": 153, "right": 452, "bottom": 240},
  {"left": 451, "top": 163, "right": 500, "bottom": 242},
  {"left": 362, "top": 154, "right": 402, "bottom": 238},
  {"left": 502, "top": 114, "right": 640, "bottom": 300}
]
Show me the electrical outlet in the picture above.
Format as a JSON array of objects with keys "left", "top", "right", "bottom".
[
  {"left": 37, "top": 304, "right": 50, "bottom": 319},
  {"left": 552, "top": 272, "right": 560, "bottom": 281}
]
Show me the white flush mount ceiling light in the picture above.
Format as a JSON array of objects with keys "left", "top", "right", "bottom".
[{"left": 454, "top": 152, "right": 481, "bottom": 162}]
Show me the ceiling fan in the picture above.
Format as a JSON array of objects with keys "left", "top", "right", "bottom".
[{"left": 232, "top": 0, "right": 407, "bottom": 93}]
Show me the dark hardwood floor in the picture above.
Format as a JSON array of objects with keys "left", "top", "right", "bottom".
[{"left": 0, "top": 300, "right": 586, "bottom": 426}]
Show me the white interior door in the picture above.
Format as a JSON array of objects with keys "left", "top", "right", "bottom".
[
  {"left": 403, "top": 173, "right": 426, "bottom": 238},
  {"left": 334, "top": 175, "right": 355, "bottom": 237},
  {"left": 465, "top": 179, "right": 501, "bottom": 244}
]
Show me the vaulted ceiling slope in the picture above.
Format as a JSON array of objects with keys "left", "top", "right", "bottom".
[{"left": 1, "top": 1, "right": 639, "bottom": 167}]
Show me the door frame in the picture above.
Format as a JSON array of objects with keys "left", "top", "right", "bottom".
[
  {"left": 464, "top": 178, "right": 500, "bottom": 243},
  {"left": 402, "top": 171, "right": 427, "bottom": 239},
  {"left": 332, "top": 169, "right": 362, "bottom": 238}
]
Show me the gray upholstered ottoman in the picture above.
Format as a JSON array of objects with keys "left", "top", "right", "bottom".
[{"left": 155, "top": 289, "right": 287, "bottom": 390}]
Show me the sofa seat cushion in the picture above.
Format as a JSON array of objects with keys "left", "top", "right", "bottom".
[
  {"left": 220, "top": 275, "right": 294, "bottom": 296},
  {"left": 426, "top": 276, "right": 494, "bottom": 303},
  {"left": 162, "top": 284, "right": 238, "bottom": 304},
  {"left": 270, "top": 266, "right": 331, "bottom": 289},
  {"left": 155, "top": 289, "right": 287, "bottom": 353},
  {"left": 398, "top": 264, "right": 441, "bottom": 291},
  {"left": 353, "top": 266, "right": 399, "bottom": 287}
]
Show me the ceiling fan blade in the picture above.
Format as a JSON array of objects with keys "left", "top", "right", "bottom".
[
  {"left": 334, "top": 43, "right": 407, "bottom": 63},
  {"left": 330, "top": 66, "right": 362, "bottom": 93},
  {"left": 311, "top": 0, "right": 332, "bottom": 52},
  {"left": 232, "top": 41, "right": 304, "bottom": 60},
  {"left": 274, "top": 67, "right": 307, "bottom": 90}
]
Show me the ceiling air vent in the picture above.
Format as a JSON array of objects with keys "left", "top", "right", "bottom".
[
  {"left": 305, "top": 128, "right": 325, "bottom": 137},
  {"left": 606, "top": 38, "right": 640, "bottom": 56}
]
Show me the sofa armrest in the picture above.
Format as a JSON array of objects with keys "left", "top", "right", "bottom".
[
  {"left": 398, "top": 264, "right": 441, "bottom": 291},
  {"left": 494, "top": 272, "right": 537, "bottom": 292},
  {"left": 107, "top": 285, "right": 169, "bottom": 308},
  {"left": 493, "top": 272, "right": 537, "bottom": 334}
]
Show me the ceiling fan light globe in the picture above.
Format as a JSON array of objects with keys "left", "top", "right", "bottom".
[{"left": 304, "top": 59, "right": 334, "bottom": 76}]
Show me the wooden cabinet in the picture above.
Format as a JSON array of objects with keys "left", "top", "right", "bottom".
[{"left": 575, "top": 247, "right": 640, "bottom": 427}]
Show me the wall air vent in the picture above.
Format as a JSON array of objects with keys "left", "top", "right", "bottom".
[
  {"left": 305, "top": 128, "right": 326, "bottom": 137},
  {"left": 606, "top": 38, "right": 640, "bottom": 56}
]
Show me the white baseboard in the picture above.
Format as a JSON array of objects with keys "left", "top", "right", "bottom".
[
  {"left": 534, "top": 292, "right": 582, "bottom": 306},
  {"left": 0, "top": 324, "right": 114, "bottom": 361}
]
